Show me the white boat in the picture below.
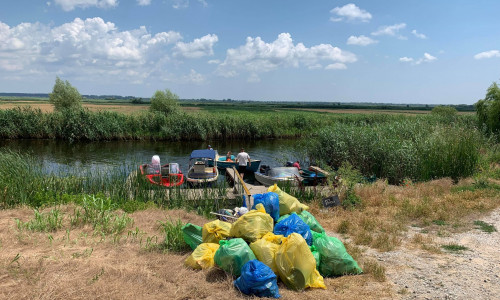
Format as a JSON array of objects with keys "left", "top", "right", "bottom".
[
  {"left": 186, "top": 149, "right": 219, "bottom": 186},
  {"left": 254, "top": 167, "right": 303, "bottom": 186}
]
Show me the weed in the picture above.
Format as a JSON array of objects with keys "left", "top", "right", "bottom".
[
  {"left": 157, "top": 218, "right": 190, "bottom": 253},
  {"left": 361, "top": 259, "right": 386, "bottom": 282},
  {"left": 474, "top": 220, "right": 497, "bottom": 233},
  {"left": 337, "top": 219, "right": 350, "bottom": 234},
  {"left": 16, "top": 209, "right": 64, "bottom": 232},
  {"left": 441, "top": 243, "right": 468, "bottom": 252},
  {"left": 432, "top": 219, "right": 446, "bottom": 226}
]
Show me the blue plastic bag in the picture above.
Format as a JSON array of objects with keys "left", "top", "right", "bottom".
[
  {"left": 234, "top": 260, "right": 281, "bottom": 298},
  {"left": 273, "top": 213, "right": 313, "bottom": 245},
  {"left": 252, "top": 192, "right": 280, "bottom": 222}
]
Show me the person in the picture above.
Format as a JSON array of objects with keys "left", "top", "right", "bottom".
[
  {"left": 236, "top": 148, "right": 251, "bottom": 178},
  {"left": 226, "top": 151, "right": 233, "bottom": 162},
  {"left": 207, "top": 145, "right": 213, "bottom": 150},
  {"left": 292, "top": 160, "right": 301, "bottom": 170},
  {"left": 149, "top": 155, "right": 161, "bottom": 174}
]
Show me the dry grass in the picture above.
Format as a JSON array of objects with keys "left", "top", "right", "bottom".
[
  {"left": 0, "top": 205, "right": 392, "bottom": 300},
  {"left": 312, "top": 178, "right": 500, "bottom": 252},
  {"left": 0, "top": 102, "right": 200, "bottom": 114}
]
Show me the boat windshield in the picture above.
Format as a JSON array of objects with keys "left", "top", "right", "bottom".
[{"left": 268, "top": 167, "right": 301, "bottom": 178}]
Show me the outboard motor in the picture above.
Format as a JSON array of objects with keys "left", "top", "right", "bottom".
[{"left": 285, "top": 161, "right": 294, "bottom": 167}]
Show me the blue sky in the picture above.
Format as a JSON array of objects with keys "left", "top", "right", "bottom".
[{"left": 0, "top": 1, "right": 499, "bottom": 104}]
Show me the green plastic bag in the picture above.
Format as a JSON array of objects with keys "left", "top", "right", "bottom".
[
  {"left": 312, "top": 232, "right": 362, "bottom": 277},
  {"left": 310, "top": 245, "right": 320, "bottom": 270},
  {"left": 277, "top": 211, "right": 325, "bottom": 234},
  {"left": 214, "top": 238, "right": 256, "bottom": 277},
  {"left": 182, "top": 223, "right": 203, "bottom": 250}
]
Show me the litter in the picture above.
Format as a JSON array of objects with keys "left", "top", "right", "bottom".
[
  {"left": 267, "top": 184, "right": 309, "bottom": 215},
  {"left": 230, "top": 204, "right": 274, "bottom": 243},
  {"left": 202, "top": 220, "right": 232, "bottom": 243},
  {"left": 234, "top": 259, "right": 281, "bottom": 298},
  {"left": 274, "top": 213, "right": 313, "bottom": 246},
  {"left": 185, "top": 242, "right": 220, "bottom": 270},
  {"left": 214, "top": 238, "right": 257, "bottom": 277},
  {"left": 312, "top": 232, "right": 363, "bottom": 277}
]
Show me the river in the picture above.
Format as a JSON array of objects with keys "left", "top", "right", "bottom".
[{"left": 0, "top": 139, "right": 306, "bottom": 176}]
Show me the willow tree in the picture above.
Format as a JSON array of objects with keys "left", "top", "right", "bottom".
[
  {"left": 149, "top": 89, "right": 180, "bottom": 115},
  {"left": 475, "top": 82, "right": 500, "bottom": 134},
  {"left": 49, "top": 77, "right": 82, "bottom": 112}
]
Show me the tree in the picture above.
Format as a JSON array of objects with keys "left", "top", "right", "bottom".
[
  {"left": 475, "top": 82, "right": 500, "bottom": 134},
  {"left": 149, "top": 89, "right": 180, "bottom": 115},
  {"left": 49, "top": 77, "right": 82, "bottom": 112}
]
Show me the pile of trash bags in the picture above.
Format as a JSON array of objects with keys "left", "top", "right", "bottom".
[{"left": 182, "top": 184, "right": 362, "bottom": 297}]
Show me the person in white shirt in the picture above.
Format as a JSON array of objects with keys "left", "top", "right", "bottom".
[{"left": 236, "top": 148, "right": 251, "bottom": 179}]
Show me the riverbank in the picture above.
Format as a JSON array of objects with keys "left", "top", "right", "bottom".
[{"left": 1, "top": 176, "right": 499, "bottom": 299}]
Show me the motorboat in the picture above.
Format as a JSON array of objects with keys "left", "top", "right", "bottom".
[
  {"left": 186, "top": 149, "right": 219, "bottom": 186},
  {"left": 254, "top": 166, "right": 303, "bottom": 186}
]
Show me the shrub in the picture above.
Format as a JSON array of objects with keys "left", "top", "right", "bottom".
[
  {"left": 49, "top": 77, "right": 82, "bottom": 112},
  {"left": 475, "top": 82, "right": 500, "bottom": 135},
  {"left": 149, "top": 89, "right": 180, "bottom": 115}
]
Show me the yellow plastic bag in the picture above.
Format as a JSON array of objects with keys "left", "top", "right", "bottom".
[
  {"left": 267, "top": 184, "right": 309, "bottom": 216},
  {"left": 185, "top": 242, "right": 220, "bottom": 270},
  {"left": 249, "top": 232, "right": 284, "bottom": 274},
  {"left": 202, "top": 220, "right": 232, "bottom": 244},
  {"left": 230, "top": 204, "right": 274, "bottom": 243},
  {"left": 275, "top": 233, "right": 326, "bottom": 290}
]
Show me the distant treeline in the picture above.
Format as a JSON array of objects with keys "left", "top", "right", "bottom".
[{"left": 0, "top": 93, "right": 475, "bottom": 111}]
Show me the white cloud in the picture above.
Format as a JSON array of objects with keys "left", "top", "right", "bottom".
[
  {"left": 198, "top": 0, "right": 208, "bottom": 7},
  {"left": 137, "top": 0, "right": 151, "bottom": 6},
  {"left": 325, "top": 63, "right": 347, "bottom": 70},
  {"left": 172, "top": 0, "right": 189, "bottom": 9},
  {"left": 372, "top": 23, "right": 406, "bottom": 39},
  {"left": 247, "top": 73, "right": 260, "bottom": 83},
  {"left": 182, "top": 69, "right": 205, "bottom": 84},
  {"left": 411, "top": 29, "right": 427, "bottom": 39},
  {"left": 0, "top": 18, "right": 218, "bottom": 85},
  {"left": 207, "top": 59, "right": 220, "bottom": 64},
  {"left": 474, "top": 50, "right": 500, "bottom": 60},
  {"left": 330, "top": 3, "right": 372, "bottom": 22},
  {"left": 346, "top": 35, "right": 377, "bottom": 46},
  {"left": 216, "top": 33, "right": 356, "bottom": 77},
  {"left": 173, "top": 34, "right": 218, "bottom": 59},
  {"left": 54, "top": 0, "right": 118, "bottom": 11},
  {"left": 399, "top": 57, "right": 413, "bottom": 62},
  {"left": 400, "top": 53, "right": 437, "bottom": 65}
]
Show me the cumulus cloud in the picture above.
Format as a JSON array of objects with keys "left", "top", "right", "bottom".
[
  {"left": 173, "top": 34, "right": 218, "bottom": 59},
  {"left": 474, "top": 50, "right": 500, "bottom": 60},
  {"left": 400, "top": 53, "right": 437, "bottom": 65},
  {"left": 0, "top": 18, "right": 217, "bottom": 84},
  {"left": 182, "top": 69, "right": 205, "bottom": 84},
  {"left": 346, "top": 35, "right": 377, "bottom": 46},
  {"left": 207, "top": 59, "right": 220, "bottom": 64},
  {"left": 411, "top": 29, "right": 427, "bottom": 39},
  {"left": 54, "top": 0, "right": 118, "bottom": 11},
  {"left": 137, "top": 0, "right": 151, "bottom": 6},
  {"left": 372, "top": 23, "right": 406, "bottom": 39},
  {"left": 216, "top": 33, "right": 356, "bottom": 77},
  {"left": 330, "top": 3, "right": 372, "bottom": 22},
  {"left": 399, "top": 57, "right": 413, "bottom": 62}
]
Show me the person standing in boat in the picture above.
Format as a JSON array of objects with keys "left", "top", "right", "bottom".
[
  {"left": 226, "top": 151, "right": 233, "bottom": 162},
  {"left": 236, "top": 148, "right": 251, "bottom": 179}
]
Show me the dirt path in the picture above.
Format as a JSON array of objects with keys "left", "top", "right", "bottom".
[{"left": 369, "top": 208, "right": 500, "bottom": 299}]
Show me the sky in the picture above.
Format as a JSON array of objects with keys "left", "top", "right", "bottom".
[{"left": 0, "top": 1, "right": 499, "bottom": 104}]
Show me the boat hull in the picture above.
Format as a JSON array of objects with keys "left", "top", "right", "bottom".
[
  {"left": 254, "top": 172, "right": 301, "bottom": 187},
  {"left": 139, "top": 164, "right": 184, "bottom": 187},
  {"left": 217, "top": 159, "right": 261, "bottom": 172}
]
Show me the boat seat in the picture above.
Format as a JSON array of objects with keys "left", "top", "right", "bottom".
[{"left": 193, "top": 161, "right": 206, "bottom": 173}]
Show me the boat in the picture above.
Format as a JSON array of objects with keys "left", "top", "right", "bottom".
[
  {"left": 217, "top": 155, "right": 261, "bottom": 172},
  {"left": 254, "top": 166, "right": 303, "bottom": 186},
  {"left": 186, "top": 149, "right": 219, "bottom": 186},
  {"left": 139, "top": 162, "right": 184, "bottom": 187},
  {"left": 300, "top": 168, "right": 328, "bottom": 186}
]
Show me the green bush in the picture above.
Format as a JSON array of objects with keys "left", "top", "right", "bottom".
[
  {"left": 149, "top": 89, "right": 180, "bottom": 115},
  {"left": 49, "top": 77, "right": 82, "bottom": 112},
  {"left": 475, "top": 82, "right": 500, "bottom": 135}
]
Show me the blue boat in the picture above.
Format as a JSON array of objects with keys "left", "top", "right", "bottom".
[{"left": 217, "top": 155, "right": 261, "bottom": 172}]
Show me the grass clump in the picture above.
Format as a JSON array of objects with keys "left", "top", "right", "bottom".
[
  {"left": 473, "top": 220, "right": 497, "bottom": 233},
  {"left": 16, "top": 209, "right": 64, "bottom": 232},
  {"left": 441, "top": 243, "right": 469, "bottom": 252},
  {"left": 157, "top": 218, "right": 190, "bottom": 253},
  {"left": 361, "top": 259, "right": 386, "bottom": 282}
]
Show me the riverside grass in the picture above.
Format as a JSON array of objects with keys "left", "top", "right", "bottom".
[{"left": 0, "top": 106, "right": 478, "bottom": 141}]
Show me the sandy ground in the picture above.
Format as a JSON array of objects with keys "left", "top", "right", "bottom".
[{"left": 0, "top": 203, "right": 498, "bottom": 299}]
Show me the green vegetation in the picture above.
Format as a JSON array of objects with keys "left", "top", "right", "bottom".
[
  {"left": 49, "top": 77, "right": 82, "bottom": 112},
  {"left": 149, "top": 89, "right": 180, "bottom": 115},
  {"left": 307, "top": 118, "right": 481, "bottom": 184},
  {"left": 475, "top": 81, "right": 500, "bottom": 135},
  {"left": 157, "top": 218, "right": 191, "bottom": 253},
  {"left": 473, "top": 220, "right": 497, "bottom": 233},
  {"left": 441, "top": 244, "right": 469, "bottom": 252},
  {"left": 16, "top": 209, "right": 64, "bottom": 232}
]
